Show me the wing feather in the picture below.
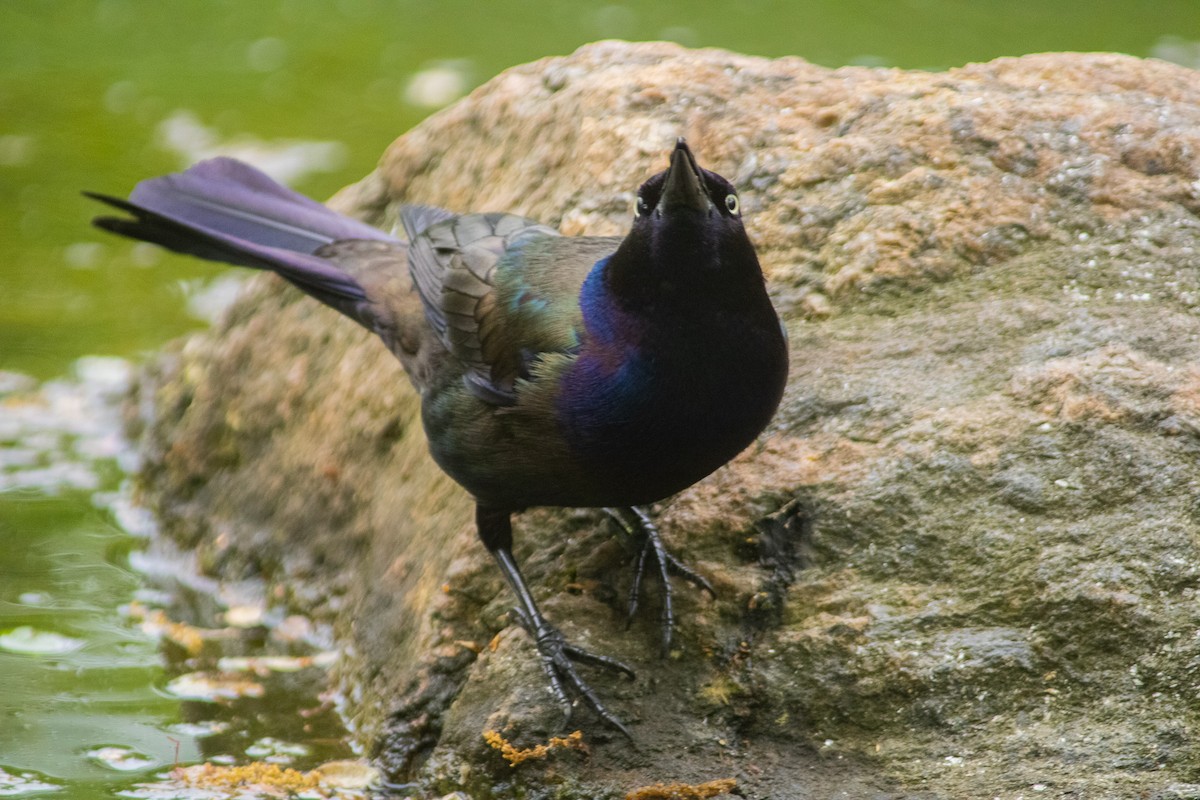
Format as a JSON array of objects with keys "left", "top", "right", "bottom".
[{"left": 403, "top": 210, "right": 562, "bottom": 404}]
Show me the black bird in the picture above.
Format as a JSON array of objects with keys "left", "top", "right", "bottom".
[{"left": 88, "top": 139, "right": 789, "bottom": 735}]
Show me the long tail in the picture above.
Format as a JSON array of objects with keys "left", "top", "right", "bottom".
[{"left": 87, "top": 157, "right": 398, "bottom": 309}]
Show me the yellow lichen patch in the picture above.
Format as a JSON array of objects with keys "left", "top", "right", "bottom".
[
  {"left": 625, "top": 778, "right": 737, "bottom": 799},
  {"left": 697, "top": 674, "right": 742, "bottom": 707},
  {"left": 173, "top": 762, "right": 321, "bottom": 792},
  {"left": 483, "top": 729, "right": 587, "bottom": 766},
  {"left": 133, "top": 760, "right": 379, "bottom": 798}
]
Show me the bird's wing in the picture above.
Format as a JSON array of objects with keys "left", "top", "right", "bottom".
[
  {"left": 403, "top": 209, "right": 602, "bottom": 405},
  {"left": 399, "top": 204, "right": 458, "bottom": 242}
]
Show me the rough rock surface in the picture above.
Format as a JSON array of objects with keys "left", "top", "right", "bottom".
[{"left": 128, "top": 42, "right": 1200, "bottom": 799}]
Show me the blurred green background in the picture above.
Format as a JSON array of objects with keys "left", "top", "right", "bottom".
[
  {"left": 1, "top": 2, "right": 1198, "bottom": 797},
  {"left": 3, "top": 0, "right": 1200, "bottom": 379}
]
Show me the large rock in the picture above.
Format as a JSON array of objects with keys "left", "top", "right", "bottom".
[{"left": 128, "top": 41, "right": 1200, "bottom": 799}]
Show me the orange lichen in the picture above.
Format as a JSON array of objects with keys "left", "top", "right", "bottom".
[
  {"left": 483, "top": 729, "right": 588, "bottom": 765},
  {"left": 172, "top": 762, "right": 322, "bottom": 792},
  {"left": 141, "top": 760, "right": 377, "bottom": 798},
  {"left": 625, "top": 779, "right": 737, "bottom": 800}
]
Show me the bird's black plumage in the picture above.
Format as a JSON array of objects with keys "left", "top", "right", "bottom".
[{"left": 88, "top": 140, "right": 789, "bottom": 735}]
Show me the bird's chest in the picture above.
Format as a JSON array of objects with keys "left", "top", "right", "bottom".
[{"left": 554, "top": 325, "right": 779, "bottom": 503}]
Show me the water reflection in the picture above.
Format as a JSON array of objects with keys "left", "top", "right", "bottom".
[
  {"left": 0, "top": 362, "right": 353, "bottom": 799},
  {"left": 0, "top": 361, "right": 191, "bottom": 794}
]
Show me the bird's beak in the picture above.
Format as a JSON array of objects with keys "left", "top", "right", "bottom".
[{"left": 659, "top": 138, "right": 712, "bottom": 215}]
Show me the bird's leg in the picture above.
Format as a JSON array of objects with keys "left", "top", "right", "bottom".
[
  {"left": 476, "top": 506, "right": 634, "bottom": 737},
  {"left": 603, "top": 506, "right": 716, "bottom": 656}
]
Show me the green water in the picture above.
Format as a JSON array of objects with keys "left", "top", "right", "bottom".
[
  {"left": 2, "top": 2, "right": 1198, "bottom": 797},
  {"left": 0, "top": 360, "right": 354, "bottom": 797}
]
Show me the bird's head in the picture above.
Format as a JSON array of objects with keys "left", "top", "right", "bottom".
[{"left": 608, "top": 139, "right": 761, "bottom": 302}]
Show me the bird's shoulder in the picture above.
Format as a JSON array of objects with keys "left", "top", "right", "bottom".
[
  {"left": 491, "top": 233, "right": 622, "bottom": 352},
  {"left": 402, "top": 206, "right": 619, "bottom": 404}
]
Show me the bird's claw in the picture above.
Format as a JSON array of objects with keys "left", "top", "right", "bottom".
[
  {"left": 604, "top": 506, "right": 716, "bottom": 656},
  {"left": 510, "top": 606, "right": 635, "bottom": 738}
]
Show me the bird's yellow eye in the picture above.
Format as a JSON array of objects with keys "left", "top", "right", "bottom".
[{"left": 725, "top": 194, "right": 740, "bottom": 214}]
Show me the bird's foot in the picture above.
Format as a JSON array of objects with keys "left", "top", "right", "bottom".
[
  {"left": 510, "top": 606, "right": 635, "bottom": 738},
  {"left": 603, "top": 506, "right": 716, "bottom": 656}
]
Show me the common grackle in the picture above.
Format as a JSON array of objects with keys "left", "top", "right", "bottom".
[{"left": 87, "top": 139, "right": 789, "bottom": 735}]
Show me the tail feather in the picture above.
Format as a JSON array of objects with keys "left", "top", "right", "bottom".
[
  {"left": 131, "top": 157, "right": 389, "bottom": 252},
  {"left": 87, "top": 158, "right": 401, "bottom": 307}
]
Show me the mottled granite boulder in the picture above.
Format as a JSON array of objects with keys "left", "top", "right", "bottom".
[{"left": 129, "top": 41, "right": 1200, "bottom": 799}]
